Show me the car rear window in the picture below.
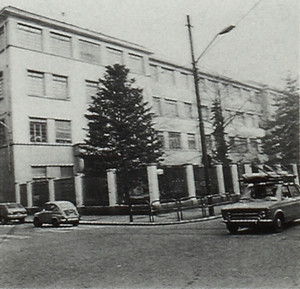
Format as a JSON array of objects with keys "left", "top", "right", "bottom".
[{"left": 6, "top": 203, "right": 24, "bottom": 209}]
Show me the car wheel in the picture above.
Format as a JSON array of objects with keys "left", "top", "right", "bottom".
[
  {"left": 226, "top": 223, "right": 239, "bottom": 234},
  {"left": 1, "top": 217, "right": 7, "bottom": 225},
  {"left": 273, "top": 214, "right": 284, "bottom": 233},
  {"left": 33, "top": 217, "right": 42, "bottom": 227},
  {"left": 52, "top": 218, "right": 60, "bottom": 227}
]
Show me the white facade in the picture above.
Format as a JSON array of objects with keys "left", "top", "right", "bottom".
[{"left": 0, "top": 6, "right": 283, "bottom": 200}]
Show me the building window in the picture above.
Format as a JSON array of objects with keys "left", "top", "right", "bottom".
[
  {"left": 86, "top": 80, "right": 98, "bottom": 103},
  {"left": 169, "top": 132, "right": 181, "bottom": 149},
  {"left": 179, "top": 72, "right": 189, "bottom": 88},
  {"left": 205, "top": 135, "right": 213, "bottom": 150},
  {"left": 128, "top": 53, "right": 144, "bottom": 74},
  {"left": 150, "top": 65, "right": 158, "bottom": 82},
  {"left": 50, "top": 32, "right": 71, "bottom": 57},
  {"left": 0, "top": 119, "right": 6, "bottom": 146},
  {"left": 157, "top": 131, "right": 165, "bottom": 148},
  {"left": 27, "top": 70, "right": 45, "bottom": 97},
  {"left": 61, "top": 166, "right": 73, "bottom": 177},
  {"left": 79, "top": 39, "right": 101, "bottom": 63},
  {"left": 0, "top": 71, "right": 3, "bottom": 99},
  {"left": 249, "top": 138, "right": 258, "bottom": 151},
  {"left": 235, "top": 137, "right": 248, "bottom": 153},
  {"left": 187, "top": 133, "right": 196, "bottom": 149},
  {"left": 161, "top": 67, "right": 175, "bottom": 86},
  {"left": 52, "top": 74, "right": 68, "bottom": 99},
  {"left": 165, "top": 99, "right": 178, "bottom": 117},
  {"left": 201, "top": 106, "right": 210, "bottom": 121},
  {"left": 184, "top": 102, "right": 193, "bottom": 118},
  {"left": 30, "top": 119, "right": 47, "bottom": 143},
  {"left": 18, "top": 23, "right": 42, "bottom": 51},
  {"left": 152, "top": 96, "right": 162, "bottom": 116},
  {"left": 107, "top": 47, "right": 123, "bottom": 64},
  {"left": 55, "top": 120, "right": 71, "bottom": 143},
  {"left": 0, "top": 26, "right": 5, "bottom": 51},
  {"left": 32, "top": 166, "right": 47, "bottom": 178}
]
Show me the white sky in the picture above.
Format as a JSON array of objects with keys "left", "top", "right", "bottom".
[{"left": 0, "top": 0, "right": 299, "bottom": 89}]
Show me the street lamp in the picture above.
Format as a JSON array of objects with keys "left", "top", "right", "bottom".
[{"left": 186, "top": 15, "right": 235, "bottom": 198}]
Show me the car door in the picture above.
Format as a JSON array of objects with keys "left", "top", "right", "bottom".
[
  {"left": 288, "top": 184, "right": 300, "bottom": 219},
  {"left": 39, "top": 204, "right": 53, "bottom": 223},
  {"left": 280, "top": 185, "right": 296, "bottom": 222}
]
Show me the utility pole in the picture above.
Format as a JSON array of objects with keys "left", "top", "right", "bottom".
[{"left": 186, "top": 15, "right": 211, "bottom": 196}]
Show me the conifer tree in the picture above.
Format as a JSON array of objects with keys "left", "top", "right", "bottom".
[
  {"left": 261, "top": 76, "right": 299, "bottom": 165},
  {"left": 81, "top": 64, "right": 163, "bottom": 176}
]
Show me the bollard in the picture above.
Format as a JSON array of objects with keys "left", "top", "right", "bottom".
[{"left": 208, "top": 195, "right": 215, "bottom": 216}]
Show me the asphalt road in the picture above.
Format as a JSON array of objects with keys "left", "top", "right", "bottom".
[{"left": 0, "top": 219, "right": 300, "bottom": 289}]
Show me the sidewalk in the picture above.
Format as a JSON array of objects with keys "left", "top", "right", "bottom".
[{"left": 26, "top": 205, "right": 224, "bottom": 226}]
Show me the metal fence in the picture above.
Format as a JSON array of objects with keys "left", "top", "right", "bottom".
[
  {"left": 32, "top": 180, "right": 49, "bottom": 207},
  {"left": 54, "top": 177, "right": 76, "bottom": 204},
  {"left": 82, "top": 176, "right": 109, "bottom": 206}
]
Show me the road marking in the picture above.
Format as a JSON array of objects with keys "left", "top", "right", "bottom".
[{"left": 0, "top": 234, "right": 31, "bottom": 240}]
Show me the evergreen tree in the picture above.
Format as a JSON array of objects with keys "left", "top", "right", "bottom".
[
  {"left": 211, "top": 96, "right": 231, "bottom": 166},
  {"left": 261, "top": 76, "right": 299, "bottom": 165},
  {"left": 81, "top": 64, "right": 163, "bottom": 176}
]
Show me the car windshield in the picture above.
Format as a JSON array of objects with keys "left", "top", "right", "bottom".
[
  {"left": 241, "top": 184, "right": 279, "bottom": 201},
  {"left": 6, "top": 203, "right": 23, "bottom": 209},
  {"left": 58, "top": 202, "right": 75, "bottom": 210}
]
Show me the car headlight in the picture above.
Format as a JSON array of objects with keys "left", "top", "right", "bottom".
[{"left": 258, "top": 210, "right": 267, "bottom": 218}]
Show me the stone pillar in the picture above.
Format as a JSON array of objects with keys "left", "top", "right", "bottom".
[
  {"left": 216, "top": 164, "right": 226, "bottom": 195},
  {"left": 147, "top": 164, "right": 160, "bottom": 204},
  {"left": 74, "top": 174, "right": 84, "bottom": 207},
  {"left": 244, "top": 163, "right": 252, "bottom": 175},
  {"left": 26, "top": 182, "right": 33, "bottom": 208},
  {"left": 48, "top": 179, "right": 55, "bottom": 202},
  {"left": 231, "top": 164, "right": 240, "bottom": 195},
  {"left": 185, "top": 164, "right": 196, "bottom": 198},
  {"left": 107, "top": 169, "right": 118, "bottom": 207},
  {"left": 292, "top": 164, "right": 299, "bottom": 185},
  {"left": 15, "top": 183, "right": 20, "bottom": 203}
]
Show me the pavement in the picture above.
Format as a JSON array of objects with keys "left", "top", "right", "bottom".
[{"left": 26, "top": 205, "right": 224, "bottom": 226}]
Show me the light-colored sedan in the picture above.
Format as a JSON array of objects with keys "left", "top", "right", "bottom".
[
  {"left": 221, "top": 173, "right": 300, "bottom": 233},
  {"left": 33, "top": 201, "right": 80, "bottom": 227}
]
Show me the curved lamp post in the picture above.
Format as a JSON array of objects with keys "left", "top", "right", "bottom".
[{"left": 186, "top": 15, "right": 235, "bottom": 199}]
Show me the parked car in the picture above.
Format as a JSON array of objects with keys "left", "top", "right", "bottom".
[
  {"left": 33, "top": 201, "right": 80, "bottom": 227},
  {"left": 221, "top": 173, "right": 300, "bottom": 233},
  {"left": 0, "top": 202, "right": 27, "bottom": 224}
]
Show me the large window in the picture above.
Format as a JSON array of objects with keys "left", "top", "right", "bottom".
[
  {"left": 32, "top": 166, "right": 47, "bottom": 178},
  {"left": 52, "top": 74, "right": 68, "bottom": 99},
  {"left": 30, "top": 118, "right": 47, "bottom": 143},
  {"left": 0, "top": 71, "right": 3, "bottom": 99},
  {"left": 79, "top": 39, "right": 101, "bottom": 63},
  {"left": 18, "top": 23, "right": 42, "bottom": 51},
  {"left": 165, "top": 99, "right": 178, "bottom": 117},
  {"left": 107, "top": 47, "right": 123, "bottom": 64},
  {"left": 0, "top": 26, "right": 5, "bottom": 51},
  {"left": 184, "top": 102, "right": 193, "bottom": 118},
  {"left": 152, "top": 96, "right": 162, "bottom": 116},
  {"left": 187, "top": 133, "right": 196, "bottom": 149},
  {"left": 161, "top": 67, "right": 175, "bottom": 86},
  {"left": 234, "top": 137, "right": 248, "bottom": 153},
  {"left": 50, "top": 32, "right": 71, "bottom": 57},
  {"left": 169, "top": 132, "right": 181, "bottom": 149},
  {"left": 0, "top": 119, "right": 6, "bottom": 146},
  {"left": 157, "top": 131, "right": 165, "bottom": 148},
  {"left": 128, "top": 53, "right": 144, "bottom": 74},
  {"left": 85, "top": 80, "right": 98, "bottom": 103},
  {"left": 27, "top": 70, "right": 45, "bottom": 97},
  {"left": 55, "top": 120, "right": 71, "bottom": 143}
]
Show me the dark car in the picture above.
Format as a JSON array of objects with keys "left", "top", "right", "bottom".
[
  {"left": 0, "top": 203, "right": 27, "bottom": 224},
  {"left": 221, "top": 173, "right": 300, "bottom": 233},
  {"left": 33, "top": 201, "right": 80, "bottom": 227}
]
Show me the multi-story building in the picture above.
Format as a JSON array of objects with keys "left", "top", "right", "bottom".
[{"left": 0, "top": 6, "right": 284, "bottom": 202}]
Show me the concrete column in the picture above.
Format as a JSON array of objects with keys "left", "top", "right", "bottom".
[
  {"left": 107, "top": 169, "right": 118, "bottom": 207},
  {"left": 48, "top": 179, "right": 55, "bottom": 202},
  {"left": 244, "top": 163, "right": 252, "bottom": 175},
  {"left": 216, "top": 164, "right": 226, "bottom": 195},
  {"left": 147, "top": 164, "right": 160, "bottom": 204},
  {"left": 292, "top": 164, "right": 299, "bottom": 185},
  {"left": 74, "top": 174, "right": 84, "bottom": 207},
  {"left": 26, "top": 182, "right": 33, "bottom": 208},
  {"left": 231, "top": 164, "right": 240, "bottom": 195},
  {"left": 185, "top": 164, "right": 196, "bottom": 198},
  {"left": 15, "top": 183, "right": 20, "bottom": 203}
]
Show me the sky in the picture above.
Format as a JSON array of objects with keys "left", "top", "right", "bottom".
[{"left": 0, "top": 0, "right": 299, "bottom": 89}]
